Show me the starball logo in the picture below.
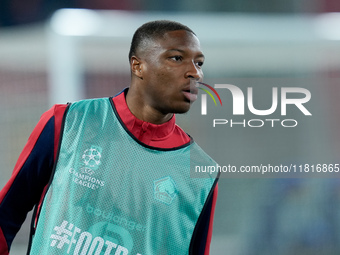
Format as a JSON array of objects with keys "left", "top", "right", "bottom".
[{"left": 198, "top": 83, "right": 312, "bottom": 128}]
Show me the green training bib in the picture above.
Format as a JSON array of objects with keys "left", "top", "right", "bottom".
[{"left": 29, "top": 98, "right": 218, "bottom": 255}]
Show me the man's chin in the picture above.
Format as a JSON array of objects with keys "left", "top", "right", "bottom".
[{"left": 173, "top": 103, "right": 192, "bottom": 114}]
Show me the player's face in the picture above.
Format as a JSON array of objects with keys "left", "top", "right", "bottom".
[{"left": 140, "top": 30, "right": 204, "bottom": 115}]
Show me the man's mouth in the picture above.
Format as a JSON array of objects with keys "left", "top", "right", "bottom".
[
  {"left": 182, "top": 90, "right": 198, "bottom": 102},
  {"left": 182, "top": 81, "right": 199, "bottom": 102}
]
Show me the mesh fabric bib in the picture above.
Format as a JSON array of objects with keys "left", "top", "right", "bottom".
[{"left": 29, "top": 98, "right": 218, "bottom": 255}]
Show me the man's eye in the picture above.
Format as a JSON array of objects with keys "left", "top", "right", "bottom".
[
  {"left": 170, "top": 56, "right": 183, "bottom": 61},
  {"left": 196, "top": 61, "right": 204, "bottom": 67}
]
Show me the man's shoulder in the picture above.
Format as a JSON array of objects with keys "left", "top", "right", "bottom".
[{"left": 67, "top": 97, "right": 111, "bottom": 111}]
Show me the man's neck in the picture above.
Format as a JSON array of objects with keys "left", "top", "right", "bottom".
[{"left": 125, "top": 88, "right": 173, "bottom": 125}]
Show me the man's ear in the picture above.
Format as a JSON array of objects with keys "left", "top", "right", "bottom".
[{"left": 130, "top": 56, "right": 143, "bottom": 79}]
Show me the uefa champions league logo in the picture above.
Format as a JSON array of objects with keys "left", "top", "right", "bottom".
[
  {"left": 68, "top": 145, "right": 105, "bottom": 190},
  {"left": 82, "top": 147, "right": 102, "bottom": 168},
  {"left": 81, "top": 146, "right": 102, "bottom": 175}
]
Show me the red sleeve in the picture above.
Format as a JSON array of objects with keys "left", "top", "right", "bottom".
[
  {"left": 53, "top": 104, "right": 67, "bottom": 159},
  {"left": 0, "top": 228, "right": 6, "bottom": 255},
  {"left": 0, "top": 104, "right": 66, "bottom": 255},
  {"left": 0, "top": 104, "right": 66, "bottom": 204},
  {"left": 0, "top": 108, "right": 54, "bottom": 206}
]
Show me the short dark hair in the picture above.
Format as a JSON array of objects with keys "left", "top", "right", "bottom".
[{"left": 128, "top": 20, "right": 196, "bottom": 62}]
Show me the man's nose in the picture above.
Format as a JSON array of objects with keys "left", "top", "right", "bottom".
[{"left": 185, "top": 61, "right": 202, "bottom": 80}]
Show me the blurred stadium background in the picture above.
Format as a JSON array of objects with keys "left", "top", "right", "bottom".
[{"left": 1, "top": 1, "right": 340, "bottom": 254}]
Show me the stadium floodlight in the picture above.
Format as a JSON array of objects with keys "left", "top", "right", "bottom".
[
  {"left": 50, "top": 9, "right": 102, "bottom": 37},
  {"left": 315, "top": 12, "right": 340, "bottom": 41}
]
